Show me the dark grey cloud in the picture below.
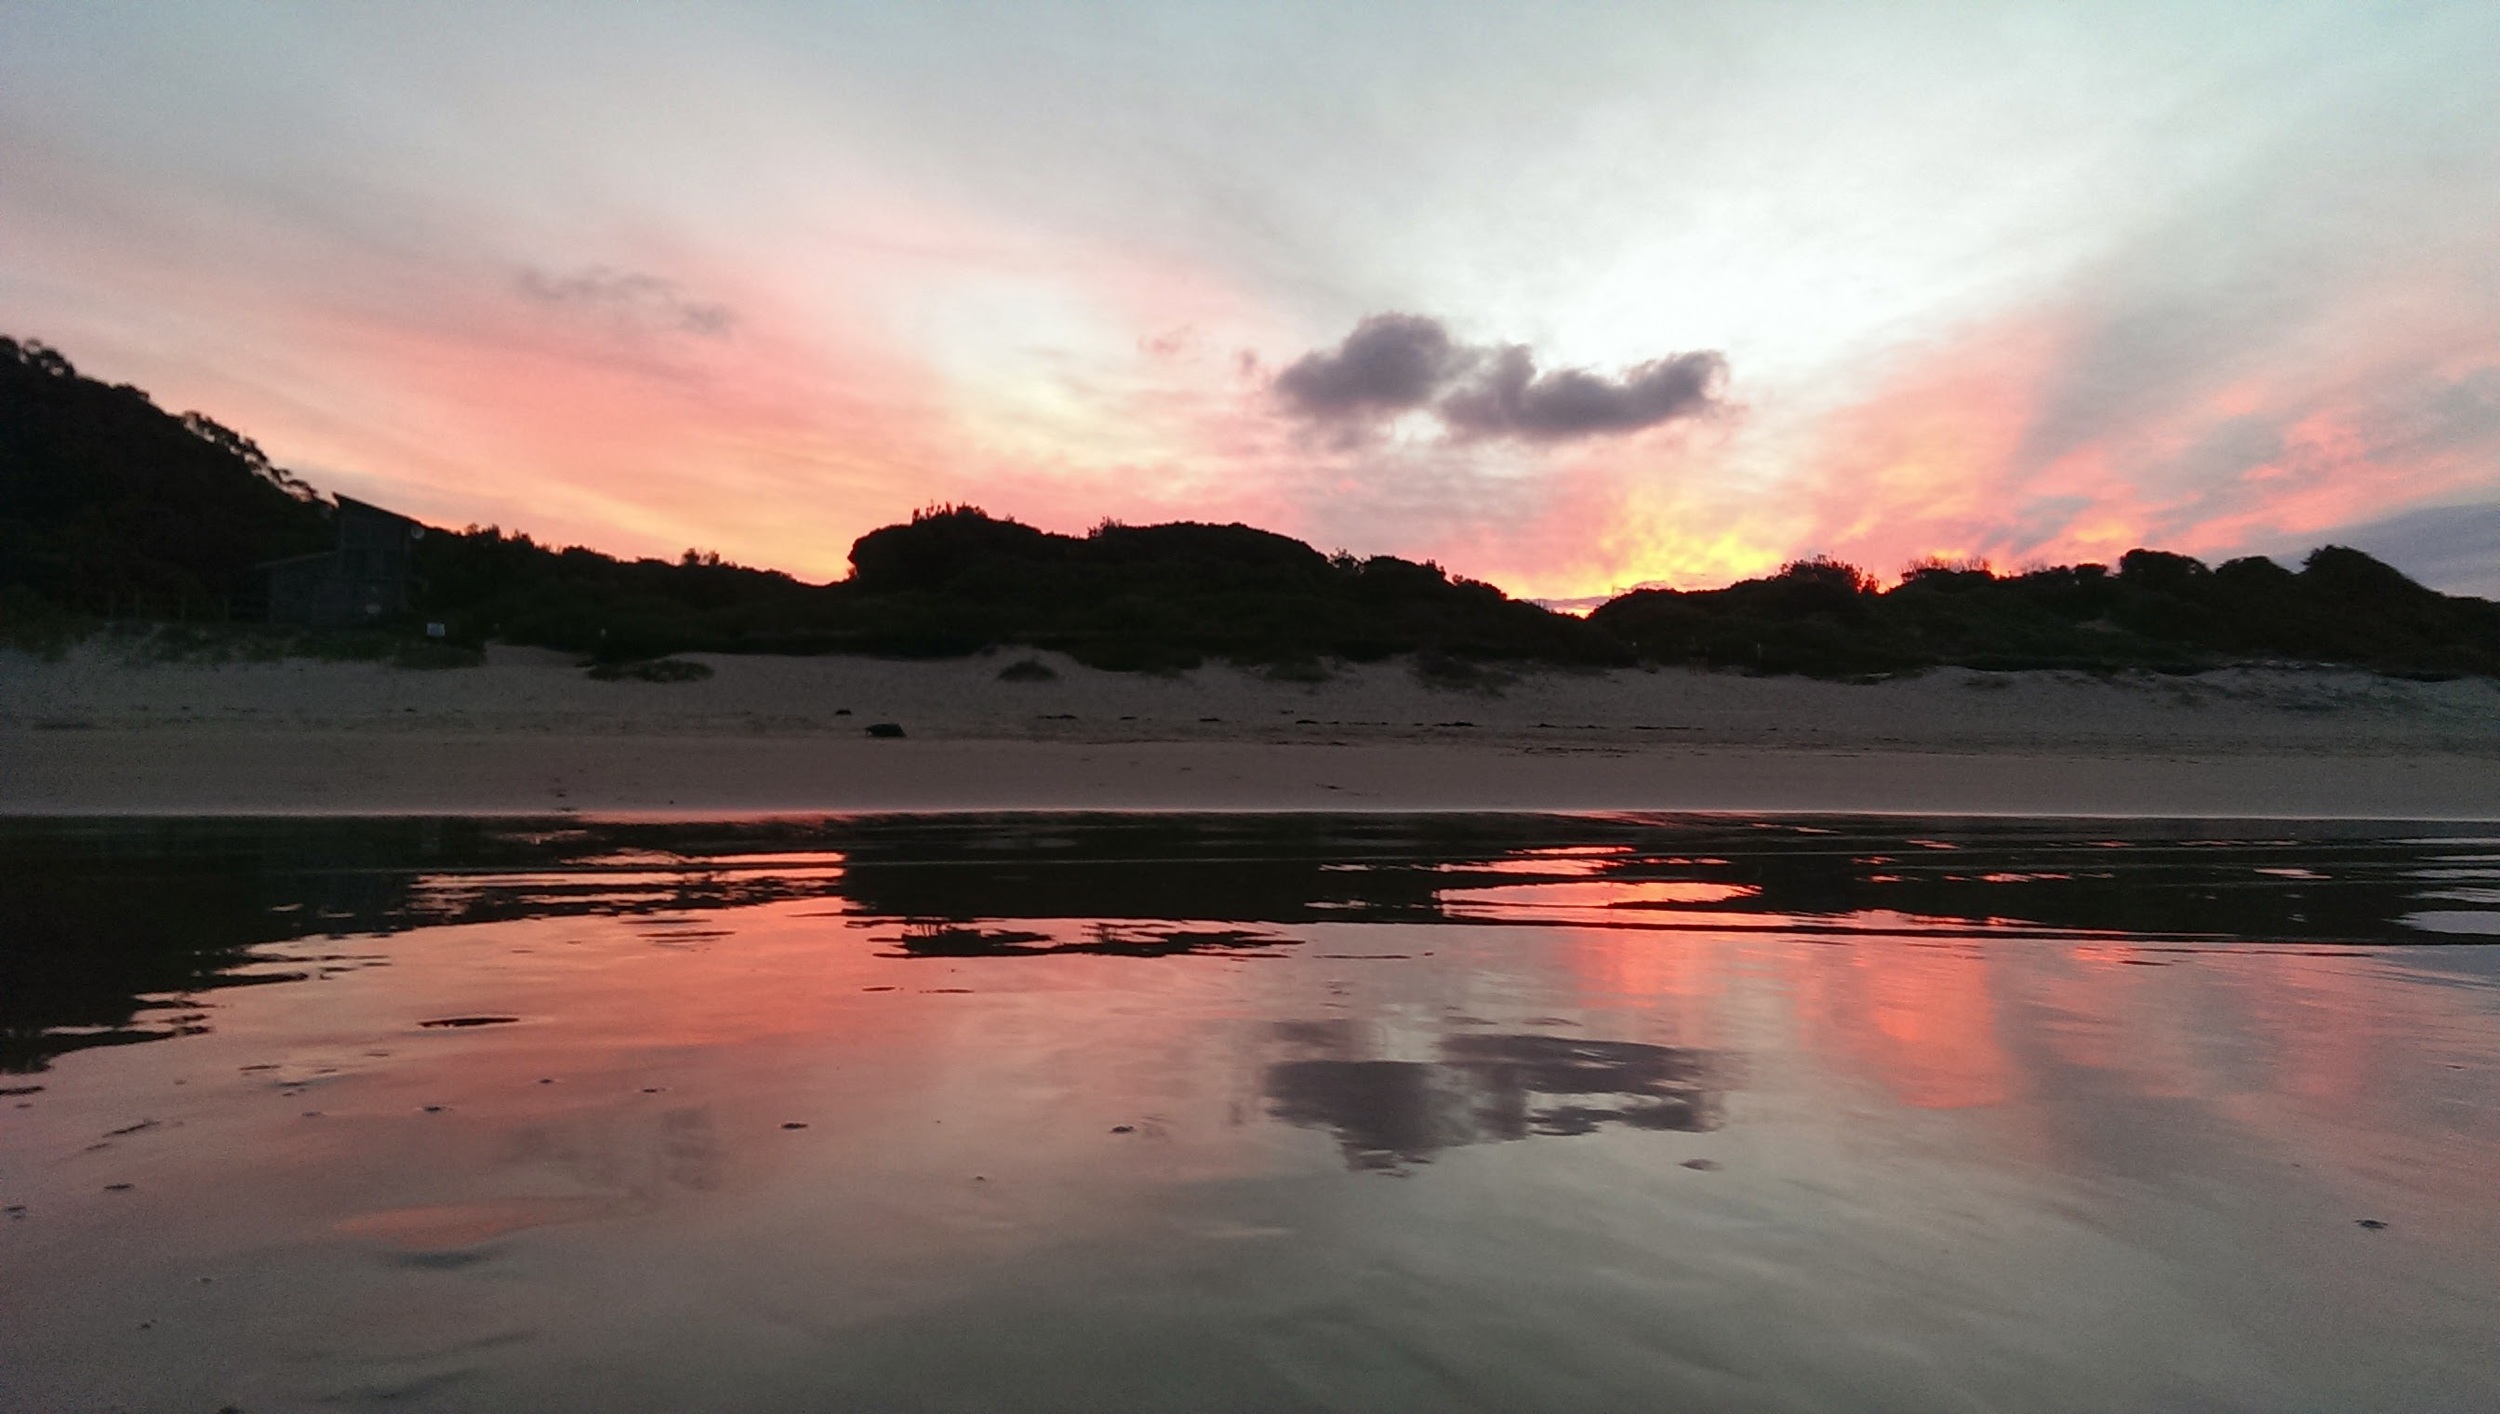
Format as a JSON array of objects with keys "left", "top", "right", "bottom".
[
  {"left": 1274, "top": 313, "right": 1724, "bottom": 441},
  {"left": 1273, "top": 313, "right": 1465, "bottom": 416},
  {"left": 518, "top": 266, "right": 735, "bottom": 337},
  {"left": 1439, "top": 345, "right": 1725, "bottom": 440}
]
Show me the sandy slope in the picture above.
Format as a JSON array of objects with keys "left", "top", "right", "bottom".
[{"left": 3, "top": 644, "right": 2494, "bottom": 815}]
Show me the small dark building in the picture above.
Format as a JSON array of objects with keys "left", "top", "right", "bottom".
[{"left": 261, "top": 496, "right": 424, "bottom": 627}]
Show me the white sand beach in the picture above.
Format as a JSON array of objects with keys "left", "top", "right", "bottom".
[{"left": 4, "top": 643, "right": 2495, "bottom": 816}]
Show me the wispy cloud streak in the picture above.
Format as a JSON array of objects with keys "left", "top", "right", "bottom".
[{"left": 517, "top": 267, "right": 736, "bottom": 338}]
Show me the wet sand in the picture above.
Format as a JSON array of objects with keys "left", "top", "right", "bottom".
[
  {"left": 4, "top": 644, "right": 2496, "bottom": 816},
  {"left": 6, "top": 815, "right": 2498, "bottom": 1412},
  {"left": 9, "top": 728, "right": 2500, "bottom": 817}
]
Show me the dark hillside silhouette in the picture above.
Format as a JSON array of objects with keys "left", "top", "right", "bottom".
[
  {"left": 3, "top": 331, "right": 2493, "bottom": 678},
  {"left": 1, "top": 337, "right": 331, "bottom": 620}
]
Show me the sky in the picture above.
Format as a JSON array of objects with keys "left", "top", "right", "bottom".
[{"left": 4, "top": 1, "right": 2497, "bottom": 598}]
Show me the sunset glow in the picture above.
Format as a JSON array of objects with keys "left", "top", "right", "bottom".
[{"left": 4, "top": 2, "right": 2494, "bottom": 595}]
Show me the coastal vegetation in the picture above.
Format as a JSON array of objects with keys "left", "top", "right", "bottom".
[
  {"left": 1589, "top": 550, "right": 2500, "bottom": 679},
  {"left": 7, "top": 333, "right": 2496, "bottom": 678}
]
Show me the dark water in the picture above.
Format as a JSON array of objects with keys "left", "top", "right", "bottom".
[{"left": 4, "top": 814, "right": 2497, "bottom": 1412}]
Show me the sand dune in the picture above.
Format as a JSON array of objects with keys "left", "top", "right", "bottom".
[{"left": 4, "top": 644, "right": 2495, "bottom": 816}]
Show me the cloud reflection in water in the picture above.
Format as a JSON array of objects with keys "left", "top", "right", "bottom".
[{"left": 1269, "top": 1028, "right": 1722, "bottom": 1171}]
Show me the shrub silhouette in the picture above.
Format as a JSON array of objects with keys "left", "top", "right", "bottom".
[
  {"left": 586, "top": 658, "right": 713, "bottom": 683},
  {"left": 1590, "top": 545, "right": 2499, "bottom": 677},
  {"left": 1261, "top": 657, "right": 1332, "bottom": 684}
]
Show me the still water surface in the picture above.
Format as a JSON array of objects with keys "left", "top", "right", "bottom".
[{"left": 4, "top": 814, "right": 2499, "bottom": 1412}]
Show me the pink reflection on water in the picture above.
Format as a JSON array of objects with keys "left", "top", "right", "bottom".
[
  {"left": 1791, "top": 938, "right": 2018, "bottom": 1110},
  {"left": 1440, "top": 879, "right": 1760, "bottom": 911},
  {"left": 9, "top": 875, "right": 2500, "bottom": 1410}
]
